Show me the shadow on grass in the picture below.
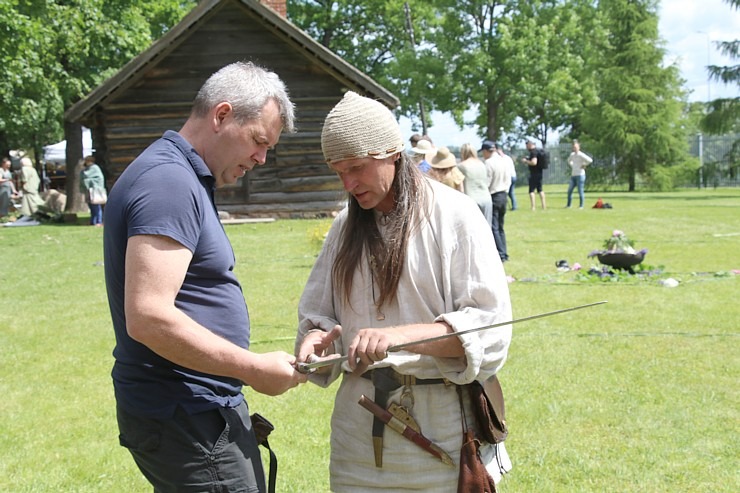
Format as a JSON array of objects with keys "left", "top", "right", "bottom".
[
  {"left": 581, "top": 188, "right": 740, "bottom": 201},
  {"left": 21, "top": 211, "right": 91, "bottom": 226},
  {"left": 622, "top": 194, "right": 740, "bottom": 201}
]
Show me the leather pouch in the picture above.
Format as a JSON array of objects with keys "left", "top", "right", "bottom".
[
  {"left": 469, "top": 375, "right": 508, "bottom": 444},
  {"left": 457, "top": 428, "right": 497, "bottom": 493},
  {"left": 250, "top": 413, "right": 274, "bottom": 445},
  {"left": 250, "top": 413, "right": 277, "bottom": 493},
  {"left": 457, "top": 386, "right": 497, "bottom": 493}
]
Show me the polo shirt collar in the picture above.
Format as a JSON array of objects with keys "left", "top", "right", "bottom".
[{"left": 162, "top": 130, "right": 215, "bottom": 187}]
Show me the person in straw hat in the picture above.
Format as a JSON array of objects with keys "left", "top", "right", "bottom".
[
  {"left": 428, "top": 145, "right": 465, "bottom": 192},
  {"left": 295, "top": 91, "right": 512, "bottom": 491},
  {"left": 409, "top": 138, "right": 436, "bottom": 173}
]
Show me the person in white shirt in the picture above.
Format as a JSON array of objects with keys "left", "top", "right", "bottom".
[
  {"left": 480, "top": 140, "right": 510, "bottom": 260},
  {"left": 488, "top": 143, "right": 513, "bottom": 262},
  {"left": 566, "top": 140, "right": 593, "bottom": 209},
  {"left": 296, "top": 93, "right": 512, "bottom": 492},
  {"left": 500, "top": 146, "right": 517, "bottom": 211},
  {"left": 480, "top": 139, "right": 498, "bottom": 205}
]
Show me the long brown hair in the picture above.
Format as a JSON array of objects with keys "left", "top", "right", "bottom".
[{"left": 332, "top": 153, "right": 428, "bottom": 311}]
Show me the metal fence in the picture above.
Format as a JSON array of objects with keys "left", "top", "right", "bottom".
[
  {"left": 511, "top": 134, "right": 739, "bottom": 187},
  {"left": 690, "top": 133, "right": 739, "bottom": 188}
]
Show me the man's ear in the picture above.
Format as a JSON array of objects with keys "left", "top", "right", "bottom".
[{"left": 212, "top": 102, "right": 233, "bottom": 131}]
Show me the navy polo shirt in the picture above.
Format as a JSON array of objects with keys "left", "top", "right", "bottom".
[{"left": 104, "top": 131, "right": 250, "bottom": 419}]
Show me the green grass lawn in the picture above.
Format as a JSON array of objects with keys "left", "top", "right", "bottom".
[{"left": 1, "top": 187, "right": 738, "bottom": 492}]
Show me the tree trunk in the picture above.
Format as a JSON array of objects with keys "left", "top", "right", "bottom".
[
  {"left": 63, "top": 121, "right": 86, "bottom": 212},
  {"left": 0, "top": 130, "right": 9, "bottom": 157},
  {"left": 486, "top": 87, "right": 498, "bottom": 140}
]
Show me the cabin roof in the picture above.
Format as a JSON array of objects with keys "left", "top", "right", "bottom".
[{"left": 65, "top": 0, "right": 398, "bottom": 123}]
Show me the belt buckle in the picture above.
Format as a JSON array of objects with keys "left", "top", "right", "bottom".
[{"left": 400, "top": 384, "right": 415, "bottom": 409}]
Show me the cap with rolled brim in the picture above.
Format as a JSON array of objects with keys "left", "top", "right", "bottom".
[
  {"left": 321, "top": 91, "right": 404, "bottom": 164},
  {"left": 430, "top": 146, "right": 458, "bottom": 169},
  {"left": 479, "top": 140, "right": 495, "bottom": 152},
  {"left": 410, "top": 139, "right": 436, "bottom": 157}
]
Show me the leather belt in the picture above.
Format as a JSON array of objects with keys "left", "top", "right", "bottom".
[
  {"left": 360, "top": 366, "right": 448, "bottom": 388},
  {"left": 359, "top": 367, "right": 449, "bottom": 467}
]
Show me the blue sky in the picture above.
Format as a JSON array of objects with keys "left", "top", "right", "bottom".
[{"left": 400, "top": 0, "right": 740, "bottom": 147}]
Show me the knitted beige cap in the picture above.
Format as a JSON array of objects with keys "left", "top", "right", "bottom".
[{"left": 321, "top": 91, "right": 404, "bottom": 164}]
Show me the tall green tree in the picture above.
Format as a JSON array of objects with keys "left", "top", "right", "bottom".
[
  {"left": 412, "top": 0, "right": 526, "bottom": 142},
  {"left": 288, "top": 0, "right": 402, "bottom": 71},
  {"left": 0, "top": 0, "right": 195, "bottom": 209},
  {"left": 580, "top": 0, "right": 688, "bottom": 191},
  {"left": 289, "top": 1, "right": 601, "bottom": 144},
  {"left": 410, "top": 0, "right": 605, "bottom": 143},
  {"left": 0, "top": 2, "right": 63, "bottom": 158},
  {"left": 701, "top": 0, "right": 739, "bottom": 136},
  {"left": 512, "top": 1, "right": 607, "bottom": 144},
  {"left": 287, "top": 0, "right": 436, "bottom": 129}
]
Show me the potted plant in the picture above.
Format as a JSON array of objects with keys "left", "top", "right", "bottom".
[{"left": 588, "top": 230, "right": 648, "bottom": 273}]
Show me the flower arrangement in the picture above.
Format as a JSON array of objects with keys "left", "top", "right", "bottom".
[
  {"left": 588, "top": 229, "right": 647, "bottom": 272},
  {"left": 603, "top": 229, "right": 635, "bottom": 253}
]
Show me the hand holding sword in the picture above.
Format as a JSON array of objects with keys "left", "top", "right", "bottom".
[
  {"left": 295, "top": 325, "right": 343, "bottom": 374},
  {"left": 297, "top": 321, "right": 462, "bottom": 375},
  {"left": 296, "top": 301, "right": 608, "bottom": 374}
]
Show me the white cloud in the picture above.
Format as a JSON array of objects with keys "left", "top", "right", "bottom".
[
  {"left": 659, "top": 0, "right": 739, "bottom": 102},
  {"left": 399, "top": 111, "right": 482, "bottom": 149}
]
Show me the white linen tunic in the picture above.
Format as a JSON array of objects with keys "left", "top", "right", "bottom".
[{"left": 297, "top": 179, "right": 513, "bottom": 492}]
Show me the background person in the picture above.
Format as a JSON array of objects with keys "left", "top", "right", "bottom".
[
  {"left": 490, "top": 143, "right": 512, "bottom": 262},
  {"left": 295, "top": 91, "right": 512, "bottom": 492},
  {"left": 522, "top": 140, "right": 546, "bottom": 210},
  {"left": 0, "top": 157, "right": 18, "bottom": 217},
  {"left": 480, "top": 139, "right": 497, "bottom": 206},
  {"left": 566, "top": 140, "right": 593, "bottom": 209},
  {"left": 409, "top": 133, "right": 434, "bottom": 149},
  {"left": 79, "top": 155, "right": 106, "bottom": 226},
  {"left": 409, "top": 138, "right": 435, "bottom": 173},
  {"left": 18, "top": 156, "right": 44, "bottom": 217},
  {"left": 457, "top": 143, "right": 492, "bottom": 224},
  {"left": 103, "top": 61, "right": 306, "bottom": 493},
  {"left": 428, "top": 146, "right": 465, "bottom": 192},
  {"left": 501, "top": 145, "right": 517, "bottom": 211}
]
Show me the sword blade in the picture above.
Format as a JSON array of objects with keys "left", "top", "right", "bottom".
[
  {"left": 296, "top": 300, "right": 607, "bottom": 373},
  {"left": 390, "top": 300, "right": 607, "bottom": 351}
]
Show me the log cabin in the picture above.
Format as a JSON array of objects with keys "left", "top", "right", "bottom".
[{"left": 65, "top": 0, "right": 399, "bottom": 218}]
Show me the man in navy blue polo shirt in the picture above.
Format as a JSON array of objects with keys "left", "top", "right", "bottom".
[{"left": 104, "top": 61, "right": 307, "bottom": 493}]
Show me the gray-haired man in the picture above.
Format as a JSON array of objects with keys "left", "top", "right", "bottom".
[{"left": 105, "top": 62, "right": 307, "bottom": 492}]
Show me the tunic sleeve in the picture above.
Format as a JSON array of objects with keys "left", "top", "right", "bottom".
[{"left": 428, "top": 186, "right": 512, "bottom": 384}]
